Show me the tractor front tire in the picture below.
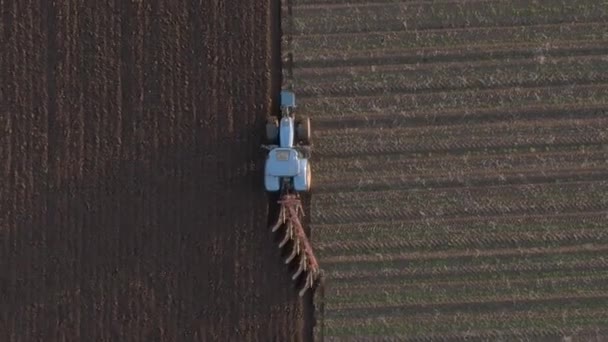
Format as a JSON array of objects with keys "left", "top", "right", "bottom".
[
  {"left": 266, "top": 117, "right": 279, "bottom": 144},
  {"left": 297, "top": 116, "right": 311, "bottom": 145}
]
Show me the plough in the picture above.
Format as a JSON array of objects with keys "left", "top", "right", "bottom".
[{"left": 270, "top": 194, "right": 320, "bottom": 296}]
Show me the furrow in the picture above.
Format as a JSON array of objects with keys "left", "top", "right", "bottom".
[
  {"left": 404, "top": 328, "right": 608, "bottom": 342},
  {"left": 292, "top": 41, "right": 608, "bottom": 68},
  {"left": 313, "top": 210, "right": 608, "bottom": 237},
  {"left": 317, "top": 229, "right": 608, "bottom": 257},
  {"left": 330, "top": 272, "right": 608, "bottom": 295},
  {"left": 291, "top": 22, "right": 608, "bottom": 56},
  {"left": 323, "top": 243, "right": 608, "bottom": 264},
  {"left": 315, "top": 148, "right": 608, "bottom": 180},
  {"left": 315, "top": 117, "right": 608, "bottom": 158},
  {"left": 340, "top": 241, "right": 608, "bottom": 268},
  {"left": 294, "top": 0, "right": 502, "bottom": 9},
  {"left": 310, "top": 103, "right": 608, "bottom": 130},
  {"left": 314, "top": 203, "right": 608, "bottom": 233},
  {"left": 328, "top": 277, "right": 608, "bottom": 311},
  {"left": 312, "top": 181, "right": 608, "bottom": 224},
  {"left": 326, "top": 317, "right": 608, "bottom": 341},
  {"left": 294, "top": 56, "right": 608, "bottom": 97},
  {"left": 314, "top": 168, "right": 608, "bottom": 194},
  {"left": 300, "top": 83, "right": 608, "bottom": 117},
  {"left": 329, "top": 293, "right": 608, "bottom": 318},
  {"left": 314, "top": 179, "right": 606, "bottom": 205},
  {"left": 328, "top": 258, "right": 608, "bottom": 282},
  {"left": 289, "top": 1, "right": 608, "bottom": 35}
]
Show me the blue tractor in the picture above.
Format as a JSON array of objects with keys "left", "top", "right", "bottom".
[{"left": 264, "top": 90, "right": 311, "bottom": 193}]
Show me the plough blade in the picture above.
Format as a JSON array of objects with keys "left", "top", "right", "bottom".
[
  {"left": 292, "top": 266, "right": 304, "bottom": 280},
  {"left": 271, "top": 220, "right": 282, "bottom": 233},
  {"left": 278, "top": 223, "right": 292, "bottom": 248},
  {"left": 271, "top": 207, "right": 285, "bottom": 232},
  {"left": 294, "top": 239, "right": 301, "bottom": 254},
  {"left": 270, "top": 193, "right": 321, "bottom": 297},
  {"left": 299, "top": 272, "right": 316, "bottom": 297},
  {"left": 285, "top": 243, "right": 298, "bottom": 264},
  {"left": 292, "top": 255, "right": 307, "bottom": 280}
]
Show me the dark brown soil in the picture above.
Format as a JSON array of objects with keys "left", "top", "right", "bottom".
[{"left": 1, "top": 0, "right": 307, "bottom": 340}]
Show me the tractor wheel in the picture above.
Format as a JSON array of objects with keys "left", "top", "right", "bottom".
[
  {"left": 266, "top": 117, "right": 279, "bottom": 144},
  {"left": 296, "top": 116, "right": 311, "bottom": 145},
  {"left": 305, "top": 163, "right": 312, "bottom": 192}
]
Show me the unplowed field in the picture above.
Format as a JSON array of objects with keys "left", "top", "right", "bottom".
[
  {"left": 1, "top": 1, "right": 309, "bottom": 341},
  {"left": 281, "top": 0, "right": 608, "bottom": 340}
]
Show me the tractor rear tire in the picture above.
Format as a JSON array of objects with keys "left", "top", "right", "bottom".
[
  {"left": 297, "top": 116, "right": 311, "bottom": 145},
  {"left": 266, "top": 117, "right": 279, "bottom": 144},
  {"left": 305, "top": 163, "right": 312, "bottom": 192}
]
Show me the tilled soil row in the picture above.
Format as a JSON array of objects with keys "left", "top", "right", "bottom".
[{"left": 1, "top": 0, "right": 307, "bottom": 341}]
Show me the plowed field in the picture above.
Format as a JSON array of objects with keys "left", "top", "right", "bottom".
[
  {"left": 281, "top": 0, "right": 608, "bottom": 340},
  {"left": 1, "top": 0, "right": 309, "bottom": 341}
]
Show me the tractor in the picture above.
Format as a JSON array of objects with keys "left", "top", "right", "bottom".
[
  {"left": 263, "top": 90, "right": 319, "bottom": 296},
  {"left": 263, "top": 90, "right": 312, "bottom": 193}
]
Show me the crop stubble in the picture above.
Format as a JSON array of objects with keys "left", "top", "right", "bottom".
[
  {"left": 1, "top": 0, "right": 309, "bottom": 341},
  {"left": 282, "top": 0, "right": 608, "bottom": 339}
]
